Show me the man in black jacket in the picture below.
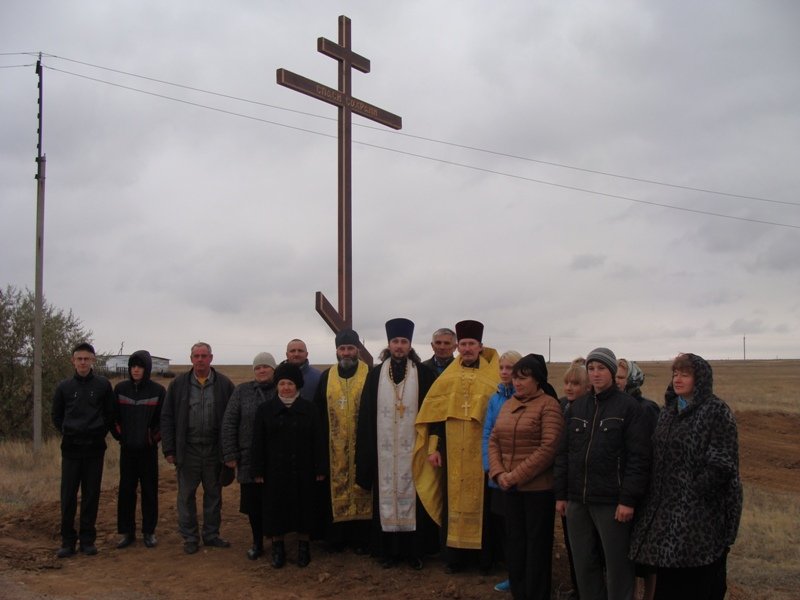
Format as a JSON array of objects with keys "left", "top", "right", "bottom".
[
  {"left": 161, "top": 342, "right": 235, "bottom": 554},
  {"left": 554, "top": 347, "right": 651, "bottom": 600},
  {"left": 51, "top": 342, "right": 114, "bottom": 558},
  {"left": 112, "top": 350, "right": 165, "bottom": 550}
]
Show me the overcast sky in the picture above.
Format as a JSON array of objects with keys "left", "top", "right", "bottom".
[{"left": 2, "top": 1, "right": 798, "bottom": 366}]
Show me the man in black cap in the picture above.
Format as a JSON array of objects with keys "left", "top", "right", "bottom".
[
  {"left": 313, "top": 329, "right": 372, "bottom": 553},
  {"left": 112, "top": 350, "right": 166, "bottom": 550},
  {"left": 413, "top": 320, "right": 500, "bottom": 573},
  {"left": 355, "top": 318, "right": 438, "bottom": 569}
]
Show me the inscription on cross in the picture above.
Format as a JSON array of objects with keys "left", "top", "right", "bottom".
[{"left": 277, "top": 15, "right": 402, "bottom": 366}]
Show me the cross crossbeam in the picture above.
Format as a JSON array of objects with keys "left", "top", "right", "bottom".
[{"left": 277, "top": 15, "right": 402, "bottom": 366}]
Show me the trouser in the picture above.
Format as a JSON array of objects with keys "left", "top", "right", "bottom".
[
  {"left": 654, "top": 550, "right": 728, "bottom": 600},
  {"left": 240, "top": 482, "right": 263, "bottom": 547},
  {"left": 117, "top": 447, "right": 159, "bottom": 534},
  {"left": 176, "top": 442, "right": 222, "bottom": 543},
  {"left": 567, "top": 502, "right": 634, "bottom": 600},
  {"left": 60, "top": 453, "right": 105, "bottom": 547},
  {"left": 561, "top": 515, "right": 580, "bottom": 594},
  {"left": 505, "top": 490, "right": 554, "bottom": 600}
]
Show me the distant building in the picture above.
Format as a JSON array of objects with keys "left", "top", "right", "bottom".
[{"left": 103, "top": 354, "right": 171, "bottom": 376}]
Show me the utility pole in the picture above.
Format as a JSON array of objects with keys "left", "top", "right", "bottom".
[
  {"left": 743, "top": 336, "right": 746, "bottom": 361},
  {"left": 33, "top": 54, "right": 46, "bottom": 451}
]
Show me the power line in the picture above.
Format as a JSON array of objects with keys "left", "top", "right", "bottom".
[
  {"left": 35, "top": 52, "right": 798, "bottom": 208},
  {"left": 42, "top": 64, "right": 800, "bottom": 231}
]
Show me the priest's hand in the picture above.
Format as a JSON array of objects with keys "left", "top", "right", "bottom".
[
  {"left": 556, "top": 500, "right": 567, "bottom": 517},
  {"left": 254, "top": 476, "right": 264, "bottom": 483},
  {"left": 427, "top": 451, "right": 442, "bottom": 467},
  {"left": 316, "top": 474, "right": 325, "bottom": 481},
  {"left": 225, "top": 460, "right": 237, "bottom": 469}
]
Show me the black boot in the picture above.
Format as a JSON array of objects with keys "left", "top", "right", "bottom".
[
  {"left": 297, "top": 540, "right": 311, "bottom": 568},
  {"left": 247, "top": 544, "right": 264, "bottom": 560},
  {"left": 271, "top": 541, "right": 286, "bottom": 569}
]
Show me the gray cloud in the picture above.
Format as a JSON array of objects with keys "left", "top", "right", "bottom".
[{"left": 2, "top": 0, "right": 798, "bottom": 363}]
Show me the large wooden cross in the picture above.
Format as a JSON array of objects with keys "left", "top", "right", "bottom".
[{"left": 277, "top": 15, "right": 402, "bottom": 365}]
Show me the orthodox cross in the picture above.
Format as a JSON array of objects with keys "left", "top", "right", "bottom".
[
  {"left": 461, "top": 399, "right": 472, "bottom": 417},
  {"left": 277, "top": 15, "right": 402, "bottom": 365}
]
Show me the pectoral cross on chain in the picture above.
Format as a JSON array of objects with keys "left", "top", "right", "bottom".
[
  {"left": 461, "top": 399, "right": 471, "bottom": 417},
  {"left": 395, "top": 403, "right": 406, "bottom": 418}
]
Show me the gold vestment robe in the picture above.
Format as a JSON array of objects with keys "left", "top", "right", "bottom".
[
  {"left": 326, "top": 361, "right": 372, "bottom": 522},
  {"left": 413, "top": 350, "right": 500, "bottom": 549}
]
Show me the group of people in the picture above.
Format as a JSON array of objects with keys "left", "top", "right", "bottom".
[{"left": 51, "top": 320, "right": 742, "bottom": 600}]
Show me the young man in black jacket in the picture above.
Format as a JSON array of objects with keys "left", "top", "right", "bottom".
[
  {"left": 112, "top": 350, "right": 166, "bottom": 549},
  {"left": 554, "top": 347, "right": 651, "bottom": 600},
  {"left": 51, "top": 342, "right": 115, "bottom": 558}
]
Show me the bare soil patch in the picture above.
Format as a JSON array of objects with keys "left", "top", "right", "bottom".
[{"left": 2, "top": 360, "right": 798, "bottom": 599}]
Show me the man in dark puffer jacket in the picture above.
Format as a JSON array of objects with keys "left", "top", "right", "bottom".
[
  {"left": 554, "top": 347, "right": 651, "bottom": 600},
  {"left": 112, "top": 350, "right": 166, "bottom": 550}
]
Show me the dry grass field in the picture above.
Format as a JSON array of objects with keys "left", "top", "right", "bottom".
[{"left": 0, "top": 359, "right": 797, "bottom": 599}]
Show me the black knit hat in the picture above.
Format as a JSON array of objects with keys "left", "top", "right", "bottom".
[
  {"left": 385, "top": 318, "right": 414, "bottom": 342},
  {"left": 455, "top": 319, "right": 484, "bottom": 342},
  {"left": 273, "top": 363, "right": 304, "bottom": 389},
  {"left": 586, "top": 347, "right": 618, "bottom": 376},
  {"left": 335, "top": 329, "right": 360, "bottom": 348}
]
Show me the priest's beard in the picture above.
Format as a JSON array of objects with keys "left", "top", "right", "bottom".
[{"left": 339, "top": 357, "right": 357, "bottom": 369}]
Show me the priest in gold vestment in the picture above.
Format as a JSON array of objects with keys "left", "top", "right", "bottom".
[
  {"left": 413, "top": 319, "right": 500, "bottom": 572},
  {"left": 313, "top": 329, "right": 372, "bottom": 552}
]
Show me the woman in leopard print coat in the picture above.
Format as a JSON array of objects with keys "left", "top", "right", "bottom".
[{"left": 629, "top": 353, "right": 742, "bottom": 600}]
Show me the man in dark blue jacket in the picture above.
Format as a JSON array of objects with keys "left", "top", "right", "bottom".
[
  {"left": 112, "top": 350, "right": 165, "bottom": 549},
  {"left": 51, "top": 342, "right": 114, "bottom": 558}
]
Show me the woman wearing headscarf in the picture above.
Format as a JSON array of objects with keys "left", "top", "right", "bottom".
[
  {"left": 489, "top": 354, "right": 563, "bottom": 600},
  {"left": 629, "top": 353, "right": 742, "bottom": 600},
  {"left": 251, "top": 362, "right": 324, "bottom": 568},
  {"left": 616, "top": 358, "right": 660, "bottom": 434}
]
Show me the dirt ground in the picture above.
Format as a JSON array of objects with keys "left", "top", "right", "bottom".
[{"left": 0, "top": 410, "right": 796, "bottom": 600}]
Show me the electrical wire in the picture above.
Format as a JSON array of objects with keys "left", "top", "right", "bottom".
[
  {"left": 42, "top": 64, "right": 800, "bottom": 230},
  {"left": 34, "top": 52, "right": 797, "bottom": 208}
]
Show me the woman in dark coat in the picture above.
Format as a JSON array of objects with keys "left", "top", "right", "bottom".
[
  {"left": 251, "top": 363, "right": 324, "bottom": 568},
  {"left": 629, "top": 353, "right": 742, "bottom": 600}
]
